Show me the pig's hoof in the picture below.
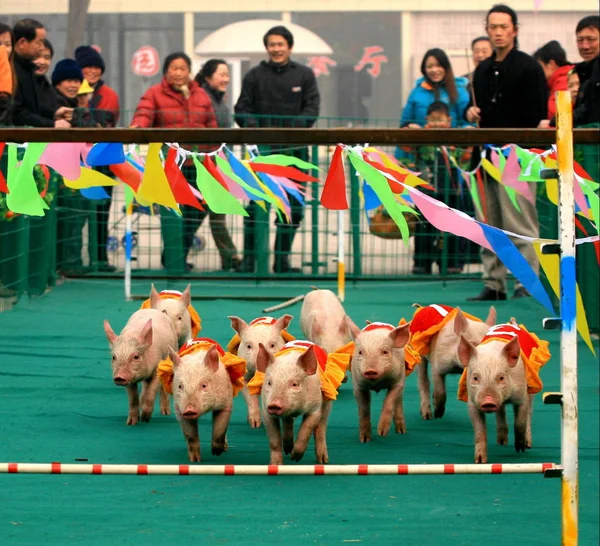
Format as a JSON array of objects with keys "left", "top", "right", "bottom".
[
  {"left": 394, "top": 423, "right": 406, "bottom": 434},
  {"left": 433, "top": 405, "right": 446, "bottom": 419},
  {"left": 283, "top": 440, "right": 294, "bottom": 455},
  {"left": 188, "top": 451, "right": 201, "bottom": 463},
  {"left": 160, "top": 406, "right": 171, "bottom": 416},
  {"left": 359, "top": 434, "right": 372, "bottom": 443},
  {"left": 140, "top": 411, "right": 152, "bottom": 423},
  {"left": 514, "top": 439, "right": 527, "bottom": 453},
  {"left": 341, "top": 374, "right": 349, "bottom": 384},
  {"left": 420, "top": 408, "right": 432, "bottom": 420},
  {"left": 248, "top": 414, "right": 261, "bottom": 428},
  {"left": 126, "top": 415, "right": 139, "bottom": 426},
  {"left": 211, "top": 442, "right": 226, "bottom": 456},
  {"left": 475, "top": 453, "right": 487, "bottom": 464},
  {"left": 316, "top": 450, "right": 329, "bottom": 464},
  {"left": 377, "top": 423, "right": 391, "bottom": 436},
  {"left": 290, "top": 448, "right": 306, "bottom": 462}
]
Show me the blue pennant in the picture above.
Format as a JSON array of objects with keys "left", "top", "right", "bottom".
[{"left": 86, "top": 143, "right": 125, "bottom": 166}]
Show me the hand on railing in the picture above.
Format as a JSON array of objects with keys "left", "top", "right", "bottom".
[
  {"left": 54, "top": 119, "right": 71, "bottom": 128},
  {"left": 54, "top": 106, "right": 74, "bottom": 122},
  {"left": 538, "top": 119, "right": 552, "bottom": 129},
  {"left": 466, "top": 106, "right": 481, "bottom": 124}
]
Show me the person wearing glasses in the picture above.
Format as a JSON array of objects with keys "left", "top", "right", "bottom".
[{"left": 464, "top": 4, "right": 547, "bottom": 302}]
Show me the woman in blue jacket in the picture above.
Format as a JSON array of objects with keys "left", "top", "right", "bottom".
[{"left": 395, "top": 48, "right": 472, "bottom": 275}]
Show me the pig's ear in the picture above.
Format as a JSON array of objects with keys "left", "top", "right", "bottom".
[
  {"left": 228, "top": 316, "right": 248, "bottom": 336},
  {"left": 454, "top": 308, "right": 468, "bottom": 335},
  {"left": 457, "top": 335, "right": 477, "bottom": 368},
  {"left": 297, "top": 345, "right": 318, "bottom": 376},
  {"left": 364, "top": 320, "right": 372, "bottom": 325},
  {"left": 138, "top": 319, "right": 153, "bottom": 348},
  {"left": 390, "top": 323, "right": 410, "bottom": 349},
  {"left": 103, "top": 320, "right": 118, "bottom": 344},
  {"left": 180, "top": 284, "right": 192, "bottom": 308},
  {"left": 256, "top": 343, "right": 274, "bottom": 373},
  {"left": 149, "top": 284, "right": 160, "bottom": 308},
  {"left": 168, "top": 347, "right": 182, "bottom": 369},
  {"left": 509, "top": 316, "right": 518, "bottom": 326},
  {"left": 503, "top": 336, "right": 521, "bottom": 368},
  {"left": 275, "top": 314, "right": 293, "bottom": 332},
  {"left": 203, "top": 344, "right": 220, "bottom": 373},
  {"left": 486, "top": 306, "right": 497, "bottom": 327},
  {"left": 345, "top": 315, "right": 361, "bottom": 340}
]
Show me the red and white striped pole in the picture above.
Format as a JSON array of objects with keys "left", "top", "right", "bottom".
[{"left": 0, "top": 462, "right": 559, "bottom": 476}]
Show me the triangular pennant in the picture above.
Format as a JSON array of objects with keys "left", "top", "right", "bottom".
[
  {"left": 109, "top": 162, "right": 142, "bottom": 192},
  {"left": 163, "top": 148, "right": 204, "bottom": 211},
  {"left": 203, "top": 156, "right": 229, "bottom": 190},
  {"left": 0, "top": 142, "right": 8, "bottom": 193},
  {"left": 251, "top": 154, "right": 320, "bottom": 171},
  {"left": 6, "top": 143, "right": 49, "bottom": 216},
  {"left": 137, "top": 143, "right": 179, "bottom": 211},
  {"left": 80, "top": 186, "right": 111, "bottom": 200},
  {"left": 64, "top": 167, "right": 120, "bottom": 189},
  {"left": 38, "top": 142, "right": 84, "bottom": 180},
  {"left": 86, "top": 142, "right": 126, "bottom": 166},
  {"left": 249, "top": 163, "right": 320, "bottom": 182},
  {"left": 321, "top": 146, "right": 348, "bottom": 210}
]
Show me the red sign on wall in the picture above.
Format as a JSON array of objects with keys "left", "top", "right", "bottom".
[{"left": 131, "top": 46, "right": 160, "bottom": 77}]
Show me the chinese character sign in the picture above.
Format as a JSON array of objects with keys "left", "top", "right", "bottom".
[
  {"left": 131, "top": 46, "right": 160, "bottom": 77},
  {"left": 354, "top": 46, "right": 388, "bottom": 78},
  {"left": 306, "top": 56, "right": 338, "bottom": 78}
]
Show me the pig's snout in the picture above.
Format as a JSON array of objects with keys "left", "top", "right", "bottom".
[
  {"left": 267, "top": 402, "right": 284, "bottom": 416},
  {"left": 113, "top": 375, "right": 130, "bottom": 386},
  {"left": 480, "top": 395, "right": 499, "bottom": 413},
  {"left": 363, "top": 369, "right": 379, "bottom": 381},
  {"left": 182, "top": 406, "right": 200, "bottom": 419}
]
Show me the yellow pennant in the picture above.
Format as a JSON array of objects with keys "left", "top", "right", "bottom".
[
  {"left": 137, "top": 143, "right": 179, "bottom": 212},
  {"left": 534, "top": 242, "right": 596, "bottom": 355},
  {"left": 481, "top": 158, "right": 502, "bottom": 182},
  {"left": 64, "top": 167, "right": 120, "bottom": 189}
]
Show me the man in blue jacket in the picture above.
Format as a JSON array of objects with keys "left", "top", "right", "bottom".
[
  {"left": 234, "top": 25, "right": 320, "bottom": 274},
  {"left": 465, "top": 4, "right": 547, "bottom": 301}
]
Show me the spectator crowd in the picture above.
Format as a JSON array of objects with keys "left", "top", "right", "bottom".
[{"left": 0, "top": 5, "right": 598, "bottom": 299}]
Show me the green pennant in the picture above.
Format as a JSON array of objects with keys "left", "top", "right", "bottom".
[
  {"left": 123, "top": 184, "right": 135, "bottom": 209},
  {"left": 469, "top": 173, "right": 483, "bottom": 218},
  {"left": 6, "top": 143, "right": 49, "bottom": 216},
  {"left": 515, "top": 146, "right": 545, "bottom": 182},
  {"left": 192, "top": 156, "right": 248, "bottom": 216},
  {"left": 579, "top": 180, "right": 599, "bottom": 228},
  {"left": 347, "top": 151, "right": 413, "bottom": 245},
  {"left": 214, "top": 155, "right": 275, "bottom": 204},
  {"left": 503, "top": 185, "right": 522, "bottom": 213},
  {"left": 251, "top": 154, "right": 320, "bottom": 171}
]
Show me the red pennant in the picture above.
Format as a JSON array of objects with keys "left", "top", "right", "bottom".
[
  {"left": 164, "top": 148, "right": 204, "bottom": 211},
  {"left": 0, "top": 142, "right": 8, "bottom": 194},
  {"left": 360, "top": 154, "right": 425, "bottom": 194},
  {"left": 320, "top": 146, "right": 348, "bottom": 210},
  {"left": 249, "top": 163, "right": 320, "bottom": 182},
  {"left": 110, "top": 162, "right": 141, "bottom": 192},
  {"left": 203, "top": 156, "right": 229, "bottom": 190},
  {"left": 38, "top": 164, "right": 50, "bottom": 198},
  {"left": 575, "top": 217, "right": 600, "bottom": 266}
]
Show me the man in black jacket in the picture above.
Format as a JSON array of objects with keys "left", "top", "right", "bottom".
[
  {"left": 465, "top": 4, "right": 547, "bottom": 301},
  {"left": 573, "top": 15, "right": 599, "bottom": 125},
  {"left": 234, "top": 25, "right": 320, "bottom": 274},
  {"left": 11, "top": 18, "right": 70, "bottom": 127}
]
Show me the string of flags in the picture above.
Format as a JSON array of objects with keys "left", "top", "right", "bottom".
[{"left": 0, "top": 138, "right": 597, "bottom": 352}]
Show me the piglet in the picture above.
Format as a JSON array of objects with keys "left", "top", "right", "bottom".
[
  {"left": 149, "top": 284, "right": 193, "bottom": 347},
  {"left": 228, "top": 314, "right": 293, "bottom": 428},
  {"left": 456, "top": 322, "right": 550, "bottom": 463},
  {"left": 413, "top": 304, "right": 496, "bottom": 420},
  {"left": 168, "top": 343, "right": 235, "bottom": 463},
  {"left": 255, "top": 342, "right": 331, "bottom": 465},
  {"left": 346, "top": 319, "right": 411, "bottom": 443},
  {"left": 104, "top": 309, "right": 177, "bottom": 425}
]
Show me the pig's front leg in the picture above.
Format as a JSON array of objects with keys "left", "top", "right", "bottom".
[
  {"left": 282, "top": 417, "right": 295, "bottom": 455},
  {"left": 526, "top": 394, "right": 534, "bottom": 449},
  {"left": 125, "top": 383, "right": 140, "bottom": 426},
  {"left": 140, "top": 374, "right": 161, "bottom": 422},
  {"left": 264, "top": 415, "right": 283, "bottom": 465},
  {"left": 314, "top": 399, "right": 332, "bottom": 463},
  {"left": 496, "top": 404, "right": 509, "bottom": 445},
  {"left": 378, "top": 381, "right": 405, "bottom": 436},
  {"left": 179, "top": 418, "right": 200, "bottom": 462},
  {"left": 468, "top": 401, "right": 488, "bottom": 463},
  {"left": 513, "top": 400, "right": 529, "bottom": 453},
  {"left": 417, "top": 359, "right": 432, "bottom": 420},
  {"left": 159, "top": 385, "right": 171, "bottom": 416},
  {"left": 432, "top": 369, "right": 448, "bottom": 419},
  {"left": 241, "top": 385, "right": 261, "bottom": 428},
  {"left": 354, "top": 386, "right": 372, "bottom": 443},
  {"left": 290, "top": 411, "right": 321, "bottom": 462},
  {"left": 211, "top": 406, "right": 232, "bottom": 456}
]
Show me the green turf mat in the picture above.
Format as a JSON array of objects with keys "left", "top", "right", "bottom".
[{"left": 1, "top": 279, "right": 598, "bottom": 545}]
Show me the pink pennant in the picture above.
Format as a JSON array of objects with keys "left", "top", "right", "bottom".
[
  {"left": 574, "top": 173, "right": 592, "bottom": 217},
  {"left": 407, "top": 187, "right": 493, "bottom": 251},
  {"left": 501, "top": 147, "right": 536, "bottom": 205},
  {"left": 217, "top": 167, "right": 249, "bottom": 200},
  {"left": 269, "top": 175, "right": 307, "bottom": 195},
  {"left": 39, "top": 142, "right": 85, "bottom": 180}
]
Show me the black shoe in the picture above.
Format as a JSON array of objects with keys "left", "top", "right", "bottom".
[
  {"left": 98, "top": 264, "right": 116, "bottom": 273},
  {"left": 512, "top": 287, "right": 531, "bottom": 299},
  {"left": 239, "top": 256, "right": 255, "bottom": 273},
  {"left": 467, "top": 287, "right": 507, "bottom": 301},
  {"left": 185, "top": 262, "right": 194, "bottom": 272},
  {"left": 412, "top": 266, "right": 432, "bottom": 275},
  {"left": 273, "top": 256, "right": 300, "bottom": 274}
]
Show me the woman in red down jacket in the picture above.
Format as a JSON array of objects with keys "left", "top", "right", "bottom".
[
  {"left": 131, "top": 52, "right": 222, "bottom": 272},
  {"left": 534, "top": 40, "right": 574, "bottom": 121}
]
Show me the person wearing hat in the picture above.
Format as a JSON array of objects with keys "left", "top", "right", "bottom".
[
  {"left": 51, "top": 58, "right": 96, "bottom": 128},
  {"left": 74, "top": 45, "right": 120, "bottom": 272}
]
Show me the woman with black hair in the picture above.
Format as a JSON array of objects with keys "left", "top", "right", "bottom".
[{"left": 534, "top": 40, "right": 574, "bottom": 119}]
